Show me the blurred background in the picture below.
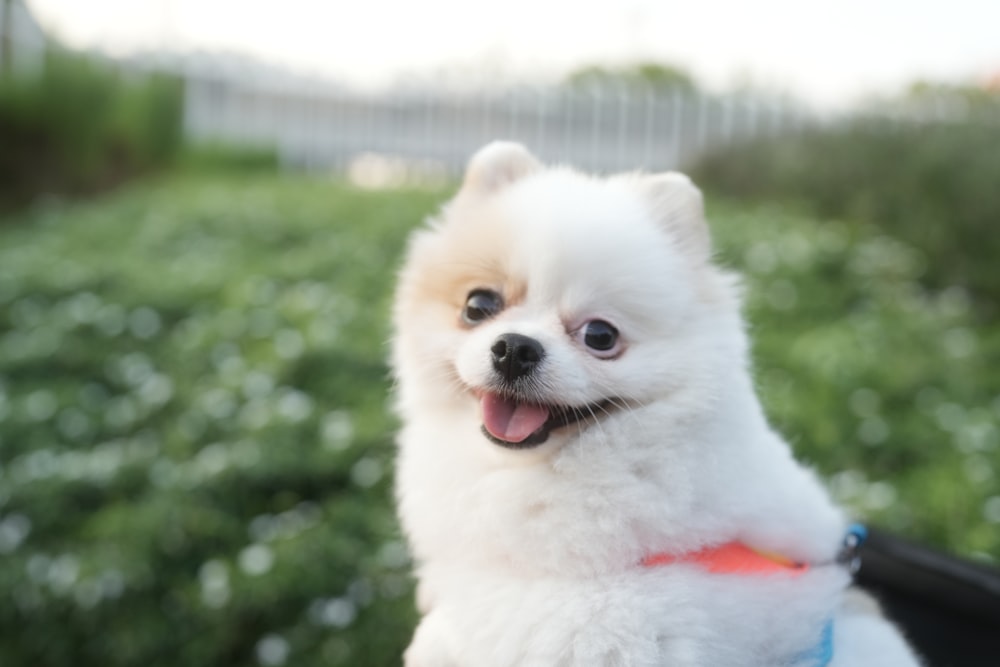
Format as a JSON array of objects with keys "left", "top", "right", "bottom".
[{"left": 1, "top": 1, "right": 999, "bottom": 665}]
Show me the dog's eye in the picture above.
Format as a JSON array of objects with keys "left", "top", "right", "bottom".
[
  {"left": 462, "top": 289, "right": 503, "bottom": 325},
  {"left": 582, "top": 320, "right": 619, "bottom": 353}
]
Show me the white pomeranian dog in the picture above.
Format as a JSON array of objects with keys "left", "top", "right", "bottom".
[{"left": 391, "top": 142, "right": 920, "bottom": 666}]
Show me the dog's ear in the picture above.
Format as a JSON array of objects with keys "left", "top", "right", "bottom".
[
  {"left": 638, "top": 172, "right": 712, "bottom": 261},
  {"left": 462, "top": 142, "right": 542, "bottom": 194}
]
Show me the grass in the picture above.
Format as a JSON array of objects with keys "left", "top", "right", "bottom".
[{"left": 0, "top": 172, "right": 997, "bottom": 666}]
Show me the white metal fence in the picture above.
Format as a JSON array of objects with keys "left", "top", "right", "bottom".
[{"left": 183, "top": 77, "right": 819, "bottom": 175}]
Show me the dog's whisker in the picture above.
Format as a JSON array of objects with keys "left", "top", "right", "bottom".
[{"left": 575, "top": 401, "right": 611, "bottom": 449}]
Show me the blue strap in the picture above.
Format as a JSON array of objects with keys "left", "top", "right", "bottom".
[
  {"left": 790, "top": 619, "right": 833, "bottom": 667},
  {"left": 792, "top": 524, "right": 867, "bottom": 666}
]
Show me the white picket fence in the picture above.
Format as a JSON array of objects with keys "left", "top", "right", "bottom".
[{"left": 183, "top": 76, "right": 820, "bottom": 175}]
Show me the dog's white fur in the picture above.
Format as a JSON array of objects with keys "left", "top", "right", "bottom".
[{"left": 391, "top": 142, "right": 920, "bottom": 666}]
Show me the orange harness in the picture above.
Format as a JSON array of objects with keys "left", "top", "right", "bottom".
[
  {"left": 639, "top": 527, "right": 866, "bottom": 667},
  {"left": 641, "top": 541, "right": 808, "bottom": 575},
  {"left": 640, "top": 533, "right": 865, "bottom": 667}
]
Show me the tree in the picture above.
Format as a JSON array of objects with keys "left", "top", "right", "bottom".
[{"left": 565, "top": 62, "right": 698, "bottom": 92}]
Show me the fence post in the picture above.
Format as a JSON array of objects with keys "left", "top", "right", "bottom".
[
  {"left": 590, "top": 85, "right": 603, "bottom": 170},
  {"left": 643, "top": 87, "right": 654, "bottom": 170},
  {"left": 562, "top": 88, "right": 574, "bottom": 165},
  {"left": 1, "top": 0, "right": 12, "bottom": 79},
  {"left": 535, "top": 86, "right": 546, "bottom": 157},
  {"left": 669, "top": 90, "right": 683, "bottom": 169},
  {"left": 617, "top": 85, "right": 628, "bottom": 171}
]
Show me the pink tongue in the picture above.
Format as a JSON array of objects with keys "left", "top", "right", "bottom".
[{"left": 481, "top": 393, "right": 551, "bottom": 443}]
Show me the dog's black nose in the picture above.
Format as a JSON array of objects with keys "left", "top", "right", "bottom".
[{"left": 491, "top": 333, "right": 544, "bottom": 381}]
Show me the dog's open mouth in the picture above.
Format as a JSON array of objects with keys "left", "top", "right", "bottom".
[{"left": 479, "top": 392, "right": 611, "bottom": 449}]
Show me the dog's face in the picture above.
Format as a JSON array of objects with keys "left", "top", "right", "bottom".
[{"left": 393, "top": 143, "right": 743, "bottom": 458}]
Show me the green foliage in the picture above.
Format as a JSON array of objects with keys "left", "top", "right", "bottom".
[
  {"left": 0, "top": 175, "right": 443, "bottom": 666},
  {"left": 901, "top": 80, "right": 1000, "bottom": 113},
  {"left": 708, "top": 200, "right": 1000, "bottom": 557},
  {"left": 0, "top": 174, "right": 997, "bottom": 665},
  {"left": 691, "top": 116, "right": 1000, "bottom": 311},
  {"left": 179, "top": 143, "right": 280, "bottom": 174},
  {"left": 116, "top": 73, "right": 185, "bottom": 165},
  {"left": 0, "top": 50, "right": 184, "bottom": 210},
  {"left": 566, "top": 62, "right": 697, "bottom": 92}
]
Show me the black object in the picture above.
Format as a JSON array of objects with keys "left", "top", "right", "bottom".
[
  {"left": 491, "top": 333, "right": 544, "bottom": 381},
  {"left": 855, "top": 527, "right": 1000, "bottom": 666}
]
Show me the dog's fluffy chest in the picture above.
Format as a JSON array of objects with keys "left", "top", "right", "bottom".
[{"left": 410, "top": 559, "right": 848, "bottom": 667}]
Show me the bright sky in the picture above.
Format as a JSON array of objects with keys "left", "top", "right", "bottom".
[{"left": 26, "top": 0, "right": 1000, "bottom": 106}]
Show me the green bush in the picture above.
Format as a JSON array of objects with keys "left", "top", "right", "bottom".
[
  {"left": 0, "top": 50, "right": 184, "bottom": 210},
  {"left": 0, "top": 174, "right": 996, "bottom": 665},
  {"left": 178, "top": 143, "right": 280, "bottom": 174},
  {"left": 0, "top": 174, "right": 444, "bottom": 666},
  {"left": 692, "top": 116, "right": 1000, "bottom": 312}
]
